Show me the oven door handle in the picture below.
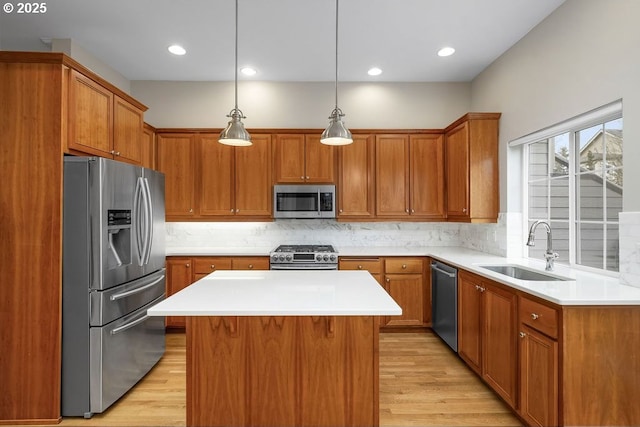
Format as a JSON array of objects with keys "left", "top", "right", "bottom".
[{"left": 270, "top": 265, "right": 338, "bottom": 270}]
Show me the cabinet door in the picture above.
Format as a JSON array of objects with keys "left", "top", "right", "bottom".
[
  {"left": 141, "top": 124, "right": 156, "bottom": 169},
  {"left": 410, "top": 134, "right": 445, "bottom": 218},
  {"left": 458, "top": 273, "right": 482, "bottom": 374},
  {"left": 483, "top": 283, "right": 517, "bottom": 407},
  {"left": 199, "top": 134, "right": 234, "bottom": 216},
  {"left": 68, "top": 69, "right": 113, "bottom": 156},
  {"left": 445, "top": 122, "right": 469, "bottom": 218},
  {"left": 304, "top": 134, "right": 335, "bottom": 183},
  {"left": 519, "top": 325, "right": 559, "bottom": 427},
  {"left": 383, "top": 273, "right": 423, "bottom": 326},
  {"left": 166, "top": 258, "right": 193, "bottom": 328},
  {"left": 338, "top": 135, "right": 375, "bottom": 218},
  {"left": 375, "top": 135, "right": 410, "bottom": 217},
  {"left": 156, "top": 133, "right": 196, "bottom": 218},
  {"left": 235, "top": 134, "right": 272, "bottom": 216},
  {"left": 273, "top": 134, "right": 305, "bottom": 183},
  {"left": 113, "top": 95, "right": 143, "bottom": 165}
]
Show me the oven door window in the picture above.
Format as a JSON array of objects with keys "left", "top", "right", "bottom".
[{"left": 276, "top": 193, "right": 318, "bottom": 212}]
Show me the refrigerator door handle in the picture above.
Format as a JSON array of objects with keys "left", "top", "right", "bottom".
[
  {"left": 110, "top": 313, "right": 150, "bottom": 335},
  {"left": 142, "top": 177, "right": 153, "bottom": 265},
  {"left": 109, "top": 275, "right": 165, "bottom": 301},
  {"left": 134, "top": 177, "right": 145, "bottom": 266}
]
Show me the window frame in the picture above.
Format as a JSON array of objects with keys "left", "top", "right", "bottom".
[{"left": 514, "top": 100, "right": 623, "bottom": 275}]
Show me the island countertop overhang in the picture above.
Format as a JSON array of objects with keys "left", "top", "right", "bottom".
[{"left": 148, "top": 270, "right": 402, "bottom": 316}]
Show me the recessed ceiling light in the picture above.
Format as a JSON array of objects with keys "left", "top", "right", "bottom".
[
  {"left": 240, "top": 67, "right": 257, "bottom": 76},
  {"left": 367, "top": 67, "right": 382, "bottom": 76},
  {"left": 168, "top": 44, "right": 186, "bottom": 56},
  {"left": 437, "top": 47, "right": 455, "bottom": 57}
]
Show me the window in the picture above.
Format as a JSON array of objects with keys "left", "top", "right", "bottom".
[{"left": 521, "top": 102, "right": 622, "bottom": 273}]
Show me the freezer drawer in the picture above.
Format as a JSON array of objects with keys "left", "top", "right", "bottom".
[{"left": 90, "top": 269, "right": 166, "bottom": 326}]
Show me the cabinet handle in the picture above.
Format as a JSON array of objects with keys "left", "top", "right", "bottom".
[
  {"left": 110, "top": 150, "right": 116, "bottom": 155},
  {"left": 411, "top": 209, "right": 415, "bottom": 213},
  {"left": 300, "top": 176, "right": 305, "bottom": 180},
  {"left": 531, "top": 313, "right": 539, "bottom": 320},
  {"left": 236, "top": 209, "right": 239, "bottom": 213},
  {"left": 248, "top": 264, "right": 253, "bottom": 269},
  {"left": 230, "top": 209, "right": 234, "bottom": 213},
  {"left": 306, "top": 176, "right": 310, "bottom": 179},
  {"left": 339, "top": 209, "right": 343, "bottom": 213},
  {"left": 386, "top": 278, "right": 390, "bottom": 283},
  {"left": 115, "top": 151, "right": 120, "bottom": 156},
  {"left": 402, "top": 264, "right": 407, "bottom": 269},
  {"left": 358, "top": 265, "right": 363, "bottom": 270},
  {"left": 463, "top": 207, "right": 467, "bottom": 213},
  {"left": 186, "top": 263, "right": 190, "bottom": 268},
  {"left": 519, "top": 332, "right": 526, "bottom": 338},
  {"left": 475, "top": 285, "right": 480, "bottom": 291},
  {"left": 405, "top": 209, "right": 409, "bottom": 213},
  {"left": 189, "top": 208, "right": 193, "bottom": 213},
  {"left": 479, "top": 286, "right": 485, "bottom": 292},
  {"left": 211, "top": 265, "right": 215, "bottom": 269}
]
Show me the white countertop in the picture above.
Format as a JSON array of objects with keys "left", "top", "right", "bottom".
[
  {"left": 148, "top": 270, "right": 402, "bottom": 316},
  {"left": 166, "top": 245, "right": 640, "bottom": 305}
]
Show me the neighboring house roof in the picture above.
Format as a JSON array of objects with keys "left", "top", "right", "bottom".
[{"left": 579, "top": 128, "right": 622, "bottom": 169}]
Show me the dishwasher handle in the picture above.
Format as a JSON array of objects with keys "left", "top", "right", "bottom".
[{"left": 431, "top": 263, "right": 457, "bottom": 278}]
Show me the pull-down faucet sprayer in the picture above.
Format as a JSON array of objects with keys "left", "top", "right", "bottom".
[{"left": 526, "top": 220, "right": 559, "bottom": 271}]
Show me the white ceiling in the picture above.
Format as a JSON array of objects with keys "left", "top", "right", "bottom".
[{"left": 0, "top": 0, "right": 565, "bottom": 82}]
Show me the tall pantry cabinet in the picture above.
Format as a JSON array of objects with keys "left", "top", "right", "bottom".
[{"left": 0, "top": 52, "right": 148, "bottom": 424}]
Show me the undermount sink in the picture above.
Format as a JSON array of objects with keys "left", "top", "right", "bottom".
[{"left": 479, "top": 264, "right": 572, "bottom": 282}]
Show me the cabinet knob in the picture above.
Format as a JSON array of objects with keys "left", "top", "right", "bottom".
[
  {"left": 339, "top": 209, "right": 343, "bottom": 213},
  {"left": 236, "top": 209, "right": 239, "bottom": 213},
  {"left": 306, "top": 176, "right": 310, "bottom": 180},
  {"left": 115, "top": 151, "right": 120, "bottom": 156},
  {"left": 189, "top": 208, "right": 193, "bottom": 213},
  {"left": 475, "top": 285, "right": 480, "bottom": 291},
  {"left": 479, "top": 286, "right": 485, "bottom": 292},
  {"left": 186, "top": 263, "right": 190, "bottom": 268},
  {"left": 463, "top": 207, "right": 467, "bottom": 213},
  {"left": 248, "top": 264, "right": 254, "bottom": 269},
  {"left": 531, "top": 313, "right": 539, "bottom": 320},
  {"left": 300, "top": 176, "right": 305, "bottom": 180},
  {"left": 405, "top": 209, "right": 409, "bottom": 213},
  {"left": 211, "top": 265, "right": 215, "bottom": 269},
  {"left": 110, "top": 150, "right": 116, "bottom": 155},
  {"left": 358, "top": 265, "right": 363, "bottom": 270},
  {"left": 519, "top": 332, "right": 526, "bottom": 338},
  {"left": 386, "top": 278, "right": 390, "bottom": 282},
  {"left": 230, "top": 209, "right": 234, "bottom": 213}
]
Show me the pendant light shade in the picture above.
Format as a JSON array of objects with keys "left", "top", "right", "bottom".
[
  {"left": 321, "top": 0, "right": 352, "bottom": 146},
  {"left": 219, "top": 0, "right": 252, "bottom": 146}
]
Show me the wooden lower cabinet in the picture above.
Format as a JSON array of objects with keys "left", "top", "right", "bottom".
[
  {"left": 187, "top": 315, "right": 378, "bottom": 427},
  {"left": 166, "top": 256, "right": 269, "bottom": 328},
  {"left": 457, "top": 271, "right": 517, "bottom": 407},
  {"left": 382, "top": 257, "right": 428, "bottom": 328}
]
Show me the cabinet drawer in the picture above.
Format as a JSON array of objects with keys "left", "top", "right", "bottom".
[
  {"left": 519, "top": 296, "right": 559, "bottom": 339},
  {"left": 193, "top": 257, "right": 233, "bottom": 274},
  {"left": 232, "top": 257, "right": 270, "bottom": 270},
  {"left": 385, "top": 257, "right": 424, "bottom": 274},
  {"left": 339, "top": 258, "right": 382, "bottom": 274}
]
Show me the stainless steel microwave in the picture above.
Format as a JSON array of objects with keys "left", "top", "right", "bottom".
[{"left": 273, "top": 185, "right": 336, "bottom": 219}]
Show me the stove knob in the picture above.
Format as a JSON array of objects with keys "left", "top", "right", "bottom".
[
  {"left": 271, "top": 255, "right": 278, "bottom": 262},
  {"left": 323, "top": 255, "right": 329, "bottom": 261},
  {"left": 330, "top": 254, "right": 336, "bottom": 261},
  {"left": 279, "top": 255, "right": 285, "bottom": 261},
  {"left": 286, "top": 255, "right": 293, "bottom": 261},
  {"left": 316, "top": 254, "right": 322, "bottom": 261}
]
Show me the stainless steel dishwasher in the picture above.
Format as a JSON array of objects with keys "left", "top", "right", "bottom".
[{"left": 431, "top": 261, "right": 458, "bottom": 352}]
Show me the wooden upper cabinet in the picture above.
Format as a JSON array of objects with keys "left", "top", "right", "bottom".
[
  {"left": 68, "top": 69, "right": 113, "bottom": 156},
  {"left": 199, "top": 134, "right": 235, "bottom": 215},
  {"left": 67, "top": 69, "right": 146, "bottom": 165},
  {"left": 113, "top": 95, "right": 143, "bottom": 164},
  {"left": 273, "top": 134, "right": 335, "bottom": 183},
  {"left": 445, "top": 113, "right": 500, "bottom": 223},
  {"left": 156, "top": 133, "right": 196, "bottom": 218},
  {"left": 235, "top": 134, "right": 272, "bottom": 216},
  {"left": 375, "top": 135, "right": 410, "bottom": 217},
  {"left": 337, "top": 134, "right": 375, "bottom": 219},
  {"left": 375, "top": 134, "right": 444, "bottom": 219},
  {"left": 410, "top": 134, "right": 445, "bottom": 219},
  {"left": 141, "top": 123, "right": 156, "bottom": 170}
]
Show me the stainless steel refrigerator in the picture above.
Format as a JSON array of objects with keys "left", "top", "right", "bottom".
[{"left": 62, "top": 157, "right": 166, "bottom": 418}]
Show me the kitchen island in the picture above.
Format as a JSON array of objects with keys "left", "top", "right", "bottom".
[{"left": 148, "top": 270, "right": 401, "bottom": 427}]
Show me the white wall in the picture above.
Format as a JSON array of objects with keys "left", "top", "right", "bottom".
[
  {"left": 470, "top": 0, "right": 640, "bottom": 212},
  {"left": 51, "top": 38, "right": 131, "bottom": 94},
  {"left": 131, "top": 81, "right": 471, "bottom": 129}
]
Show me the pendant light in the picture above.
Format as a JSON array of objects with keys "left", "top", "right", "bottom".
[
  {"left": 321, "top": 0, "right": 353, "bottom": 146},
  {"left": 219, "top": 0, "right": 252, "bottom": 146}
]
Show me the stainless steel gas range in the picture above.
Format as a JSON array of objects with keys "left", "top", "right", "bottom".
[{"left": 269, "top": 244, "right": 338, "bottom": 270}]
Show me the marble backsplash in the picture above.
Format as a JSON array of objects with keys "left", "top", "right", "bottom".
[
  {"left": 166, "top": 212, "right": 515, "bottom": 257},
  {"left": 619, "top": 212, "right": 640, "bottom": 288}
]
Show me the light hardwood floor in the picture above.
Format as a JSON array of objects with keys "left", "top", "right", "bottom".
[{"left": 47, "top": 331, "right": 520, "bottom": 427}]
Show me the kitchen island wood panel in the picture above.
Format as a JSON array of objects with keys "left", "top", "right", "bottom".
[{"left": 187, "top": 315, "right": 378, "bottom": 427}]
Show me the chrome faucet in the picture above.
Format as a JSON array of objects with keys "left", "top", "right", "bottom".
[{"left": 526, "top": 220, "right": 559, "bottom": 271}]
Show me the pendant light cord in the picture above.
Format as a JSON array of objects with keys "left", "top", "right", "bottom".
[
  {"left": 234, "top": 0, "right": 239, "bottom": 112},
  {"left": 334, "top": 0, "right": 339, "bottom": 111}
]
